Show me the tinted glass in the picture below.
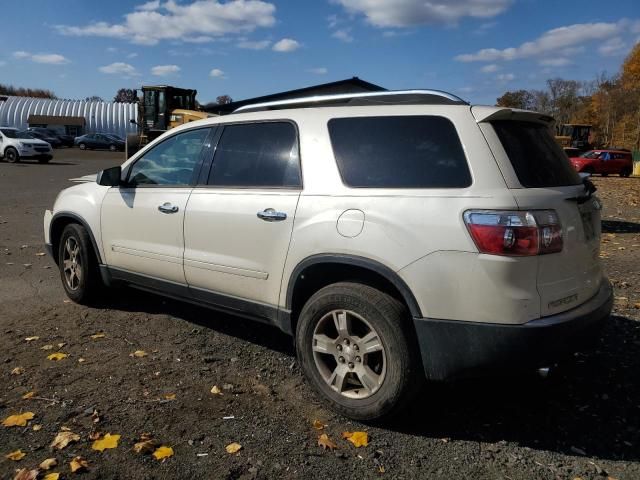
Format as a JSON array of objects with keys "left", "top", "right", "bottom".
[
  {"left": 328, "top": 116, "right": 471, "bottom": 188},
  {"left": 128, "top": 128, "right": 210, "bottom": 186},
  {"left": 492, "top": 121, "right": 582, "bottom": 187},
  {"left": 1, "top": 129, "right": 19, "bottom": 138},
  {"left": 208, "top": 122, "right": 300, "bottom": 188}
]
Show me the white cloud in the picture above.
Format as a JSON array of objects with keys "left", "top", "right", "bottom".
[
  {"left": 308, "top": 67, "right": 328, "bottom": 75},
  {"left": 55, "top": 0, "right": 276, "bottom": 46},
  {"left": 497, "top": 73, "right": 515, "bottom": 82},
  {"left": 474, "top": 21, "right": 497, "bottom": 35},
  {"left": 151, "top": 64, "right": 181, "bottom": 76},
  {"left": 272, "top": 38, "right": 300, "bottom": 52},
  {"left": 334, "top": 0, "right": 512, "bottom": 28},
  {"left": 598, "top": 37, "right": 627, "bottom": 56},
  {"left": 237, "top": 39, "right": 271, "bottom": 50},
  {"left": 127, "top": 52, "right": 138, "bottom": 58},
  {"left": 538, "top": 57, "right": 571, "bottom": 67},
  {"left": 13, "top": 51, "right": 70, "bottom": 64},
  {"left": 332, "top": 29, "right": 353, "bottom": 42},
  {"left": 99, "top": 62, "right": 139, "bottom": 76},
  {"left": 455, "top": 20, "right": 640, "bottom": 62},
  {"left": 209, "top": 68, "right": 226, "bottom": 78},
  {"left": 106, "top": 46, "right": 118, "bottom": 53},
  {"left": 481, "top": 63, "right": 500, "bottom": 73}
]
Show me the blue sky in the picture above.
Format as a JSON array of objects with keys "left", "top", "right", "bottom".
[{"left": 1, "top": 0, "right": 639, "bottom": 105}]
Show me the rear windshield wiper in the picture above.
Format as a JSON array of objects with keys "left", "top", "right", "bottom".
[{"left": 566, "top": 176, "right": 597, "bottom": 204}]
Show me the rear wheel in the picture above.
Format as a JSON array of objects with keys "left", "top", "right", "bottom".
[
  {"left": 58, "top": 224, "right": 102, "bottom": 304},
  {"left": 78, "top": 143, "right": 86, "bottom": 150},
  {"left": 296, "top": 282, "right": 422, "bottom": 421},
  {"left": 109, "top": 144, "right": 117, "bottom": 152},
  {"left": 601, "top": 172, "right": 608, "bottom": 177},
  {"left": 621, "top": 167, "right": 632, "bottom": 177},
  {"left": 4, "top": 147, "right": 19, "bottom": 163}
]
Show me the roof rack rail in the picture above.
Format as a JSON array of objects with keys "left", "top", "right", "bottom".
[{"left": 233, "top": 89, "right": 469, "bottom": 113}]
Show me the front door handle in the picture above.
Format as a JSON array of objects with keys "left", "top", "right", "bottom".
[
  {"left": 257, "top": 208, "right": 287, "bottom": 222},
  {"left": 158, "top": 202, "right": 179, "bottom": 214}
]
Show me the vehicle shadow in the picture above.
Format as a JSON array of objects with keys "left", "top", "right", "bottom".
[
  {"left": 392, "top": 314, "right": 640, "bottom": 462},
  {"left": 602, "top": 220, "right": 640, "bottom": 234}
]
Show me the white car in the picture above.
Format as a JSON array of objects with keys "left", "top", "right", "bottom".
[
  {"left": 0, "top": 127, "right": 53, "bottom": 163},
  {"left": 44, "top": 90, "right": 612, "bottom": 420}
]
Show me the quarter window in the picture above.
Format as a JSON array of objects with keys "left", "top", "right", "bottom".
[
  {"left": 208, "top": 122, "right": 301, "bottom": 188},
  {"left": 328, "top": 116, "right": 471, "bottom": 188},
  {"left": 127, "top": 128, "right": 211, "bottom": 186}
]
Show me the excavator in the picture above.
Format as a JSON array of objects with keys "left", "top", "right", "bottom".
[{"left": 127, "top": 85, "right": 212, "bottom": 158}]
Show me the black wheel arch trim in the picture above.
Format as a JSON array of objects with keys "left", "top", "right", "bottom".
[
  {"left": 50, "top": 212, "right": 103, "bottom": 264},
  {"left": 285, "top": 254, "right": 422, "bottom": 318}
]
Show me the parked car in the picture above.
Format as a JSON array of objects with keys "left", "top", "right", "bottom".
[
  {"left": 26, "top": 127, "right": 74, "bottom": 148},
  {"left": 44, "top": 90, "right": 612, "bottom": 420},
  {"left": 104, "top": 134, "right": 125, "bottom": 142},
  {"left": 74, "top": 133, "right": 125, "bottom": 151},
  {"left": 569, "top": 149, "right": 633, "bottom": 177},
  {"left": 22, "top": 130, "right": 62, "bottom": 148},
  {"left": 0, "top": 127, "right": 53, "bottom": 163}
]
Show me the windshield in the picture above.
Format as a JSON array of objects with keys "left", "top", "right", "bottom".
[
  {"left": 0, "top": 128, "right": 19, "bottom": 139},
  {"left": 17, "top": 131, "right": 34, "bottom": 139}
]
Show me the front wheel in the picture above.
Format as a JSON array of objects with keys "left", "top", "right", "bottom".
[
  {"left": 4, "top": 147, "right": 19, "bottom": 163},
  {"left": 58, "top": 224, "right": 101, "bottom": 304},
  {"left": 296, "top": 282, "right": 422, "bottom": 421},
  {"left": 78, "top": 143, "right": 86, "bottom": 150}
]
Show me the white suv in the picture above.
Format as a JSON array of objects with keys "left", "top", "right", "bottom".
[
  {"left": 44, "top": 90, "right": 612, "bottom": 420},
  {"left": 1, "top": 127, "right": 53, "bottom": 163}
]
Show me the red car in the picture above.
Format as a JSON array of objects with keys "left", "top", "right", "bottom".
[{"left": 569, "top": 149, "right": 633, "bottom": 177}]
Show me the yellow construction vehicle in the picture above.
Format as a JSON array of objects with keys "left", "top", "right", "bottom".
[
  {"left": 127, "top": 85, "right": 212, "bottom": 157},
  {"left": 555, "top": 124, "right": 592, "bottom": 152}
]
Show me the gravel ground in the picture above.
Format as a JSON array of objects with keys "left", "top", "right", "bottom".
[{"left": 0, "top": 150, "right": 639, "bottom": 480}]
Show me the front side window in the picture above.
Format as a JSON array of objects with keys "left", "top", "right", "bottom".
[
  {"left": 127, "top": 128, "right": 211, "bottom": 186},
  {"left": 328, "top": 116, "right": 471, "bottom": 188},
  {"left": 208, "top": 122, "right": 301, "bottom": 188}
]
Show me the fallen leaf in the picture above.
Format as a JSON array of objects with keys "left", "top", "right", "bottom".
[
  {"left": 39, "top": 458, "right": 57, "bottom": 470},
  {"left": 88, "top": 431, "right": 101, "bottom": 441},
  {"left": 70, "top": 456, "right": 88, "bottom": 473},
  {"left": 50, "top": 430, "right": 80, "bottom": 450},
  {"left": 634, "top": 302, "right": 640, "bottom": 309},
  {"left": 163, "top": 393, "right": 176, "bottom": 401},
  {"left": 342, "top": 431, "right": 369, "bottom": 448},
  {"left": 47, "top": 353, "right": 68, "bottom": 361},
  {"left": 90, "top": 333, "right": 105, "bottom": 340},
  {"left": 225, "top": 442, "right": 242, "bottom": 454},
  {"left": 153, "top": 446, "right": 174, "bottom": 461},
  {"left": 57, "top": 343, "right": 65, "bottom": 348},
  {"left": 41, "top": 345, "right": 54, "bottom": 351},
  {"left": 92, "top": 433, "right": 120, "bottom": 452},
  {"left": 318, "top": 433, "right": 338, "bottom": 450},
  {"left": 5, "top": 449, "right": 26, "bottom": 461},
  {"left": 3, "top": 412, "right": 35, "bottom": 427},
  {"left": 210, "top": 385, "right": 223, "bottom": 395},
  {"left": 22, "top": 392, "right": 36, "bottom": 400},
  {"left": 36, "top": 252, "right": 46, "bottom": 256},
  {"left": 91, "top": 410, "right": 100, "bottom": 423},
  {"left": 32, "top": 425, "right": 42, "bottom": 432},
  {"left": 25, "top": 336, "right": 40, "bottom": 342},
  {"left": 78, "top": 358, "right": 86, "bottom": 363},
  {"left": 133, "top": 434, "right": 158, "bottom": 454},
  {"left": 13, "top": 469, "right": 38, "bottom": 480},
  {"left": 130, "top": 350, "right": 147, "bottom": 358},
  {"left": 312, "top": 419, "right": 326, "bottom": 430},
  {"left": 43, "top": 474, "right": 60, "bottom": 480},
  {"left": 11, "top": 367, "right": 25, "bottom": 375}
]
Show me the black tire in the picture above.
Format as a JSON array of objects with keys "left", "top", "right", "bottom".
[
  {"left": 4, "top": 147, "right": 19, "bottom": 163},
  {"left": 601, "top": 172, "right": 608, "bottom": 177},
  {"left": 57, "top": 223, "right": 102, "bottom": 304},
  {"left": 79, "top": 143, "right": 86, "bottom": 150},
  {"left": 109, "top": 144, "right": 116, "bottom": 152},
  {"left": 38, "top": 156, "right": 51, "bottom": 164},
  {"left": 296, "top": 282, "right": 422, "bottom": 421},
  {"left": 621, "top": 168, "right": 632, "bottom": 177}
]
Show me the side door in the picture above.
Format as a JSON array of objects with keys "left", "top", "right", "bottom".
[
  {"left": 101, "top": 127, "right": 213, "bottom": 285},
  {"left": 184, "top": 121, "right": 301, "bottom": 313}
]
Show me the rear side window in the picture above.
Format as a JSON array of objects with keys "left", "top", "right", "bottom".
[
  {"left": 328, "top": 116, "right": 471, "bottom": 188},
  {"left": 208, "top": 122, "right": 301, "bottom": 188},
  {"left": 492, "top": 121, "right": 582, "bottom": 187}
]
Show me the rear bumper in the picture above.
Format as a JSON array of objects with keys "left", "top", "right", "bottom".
[{"left": 413, "top": 280, "right": 613, "bottom": 380}]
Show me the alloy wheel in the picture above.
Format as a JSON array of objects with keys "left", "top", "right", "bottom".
[{"left": 62, "top": 237, "right": 82, "bottom": 291}]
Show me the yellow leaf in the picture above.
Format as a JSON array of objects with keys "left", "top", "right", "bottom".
[
  {"left": 5, "top": 449, "right": 26, "bottom": 461},
  {"left": 22, "top": 391, "right": 36, "bottom": 400},
  {"left": 50, "top": 430, "right": 80, "bottom": 450},
  {"left": 133, "top": 435, "right": 158, "bottom": 454},
  {"left": 13, "top": 469, "right": 39, "bottom": 480},
  {"left": 11, "top": 367, "right": 25, "bottom": 375},
  {"left": 43, "top": 474, "right": 60, "bottom": 480},
  {"left": 342, "top": 431, "right": 369, "bottom": 447},
  {"left": 41, "top": 345, "right": 54, "bottom": 350},
  {"left": 25, "top": 336, "right": 40, "bottom": 342},
  {"left": 225, "top": 442, "right": 242, "bottom": 454},
  {"left": 210, "top": 385, "right": 223, "bottom": 395},
  {"left": 318, "top": 433, "right": 338, "bottom": 450},
  {"left": 32, "top": 425, "right": 42, "bottom": 431},
  {"left": 312, "top": 419, "right": 326, "bottom": 430},
  {"left": 163, "top": 393, "right": 176, "bottom": 401},
  {"left": 130, "top": 350, "right": 147, "bottom": 358},
  {"left": 153, "top": 446, "right": 174, "bottom": 461},
  {"left": 70, "top": 456, "right": 88, "bottom": 473},
  {"left": 39, "top": 458, "right": 58, "bottom": 470},
  {"left": 47, "top": 352, "right": 68, "bottom": 361},
  {"left": 2, "top": 412, "right": 35, "bottom": 427},
  {"left": 92, "top": 433, "right": 120, "bottom": 452},
  {"left": 90, "top": 333, "right": 105, "bottom": 340}
]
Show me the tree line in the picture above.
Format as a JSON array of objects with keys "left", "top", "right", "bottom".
[{"left": 497, "top": 43, "right": 640, "bottom": 150}]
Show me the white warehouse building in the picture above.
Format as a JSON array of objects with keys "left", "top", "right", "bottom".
[{"left": 0, "top": 95, "right": 138, "bottom": 138}]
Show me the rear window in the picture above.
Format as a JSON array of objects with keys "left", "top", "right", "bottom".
[
  {"left": 328, "top": 116, "right": 471, "bottom": 188},
  {"left": 492, "top": 121, "right": 582, "bottom": 187}
]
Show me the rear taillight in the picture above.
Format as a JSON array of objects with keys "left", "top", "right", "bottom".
[{"left": 463, "top": 210, "right": 562, "bottom": 256}]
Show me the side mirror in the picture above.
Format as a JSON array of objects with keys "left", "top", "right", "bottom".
[{"left": 97, "top": 166, "right": 122, "bottom": 186}]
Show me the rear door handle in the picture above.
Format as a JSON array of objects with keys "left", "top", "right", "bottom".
[
  {"left": 257, "top": 208, "right": 287, "bottom": 222},
  {"left": 158, "top": 202, "right": 179, "bottom": 214}
]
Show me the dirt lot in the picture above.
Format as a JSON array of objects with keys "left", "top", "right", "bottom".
[{"left": 1, "top": 149, "right": 639, "bottom": 479}]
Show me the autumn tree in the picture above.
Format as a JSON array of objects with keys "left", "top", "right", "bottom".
[
  {"left": 0, "top": 83, "right": 56, "bottom": 98},
  {"left": 85, "top": 95, "right": 104, "bottom": 102},
  {"left": 216, "top": 94, "right": 233, "bottom": 105},
  {"left": 114, "top": 88, "right": 138, "bottom": 103}
]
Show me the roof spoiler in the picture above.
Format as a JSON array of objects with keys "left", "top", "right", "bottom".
[{"left": 471, "top": 106, "right": 554, "bottom": 125}]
